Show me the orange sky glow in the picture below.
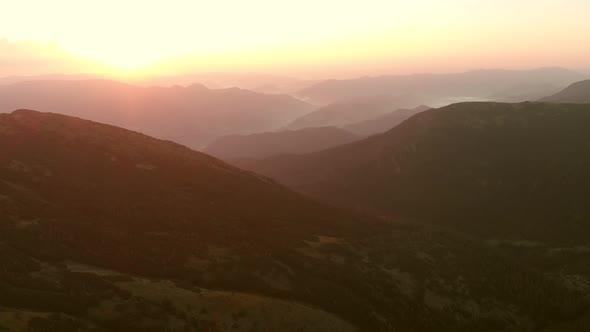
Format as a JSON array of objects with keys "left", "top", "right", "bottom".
[{"left": 1, "top": 0, "right": 589, "bottom": 78}]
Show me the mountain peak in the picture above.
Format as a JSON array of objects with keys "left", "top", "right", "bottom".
[
  {"left": 4, "top": 109, "right": 108, "bottom": 136},
  {"left": 10, "top": 108, "right": 42, "bottom": 116},
  {"left": 186, "top": 82, "right": 210, "bottom": 90},
  {"left": 4, "top": 109, "right": 69, "bottom": 131}
]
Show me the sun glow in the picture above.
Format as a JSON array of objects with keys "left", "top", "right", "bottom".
[{"left": 1, "top": 0, "right": 590, "bottom": 77}]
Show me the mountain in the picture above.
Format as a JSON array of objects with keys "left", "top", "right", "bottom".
[
  {"left": 0, "top": 72, "right": 320, "bottom": 95},
  {"left": 540, "top": 80, "right": 590, "bottom": 103},
  {"left": 240, "top": 102, "right": 590, "bottom": 244},
  {"left": 1, "top": 109, "right": 584, "bottom": 331},
  {"left": 287, "top": 95, "right": 421, "bottom": 130},
  {"left": 345, "top": 105, "right": 431, "bottom": 136},
  {"left": 0, "top": 79, "right": 313, "bottom": 148},
  {"left": 140, "top": 72, "right": 319, "bottom": 95},
  {"left": 203, "top": 127, "right": 359, "bottom": 160},
  {"left": 298, "top": 68, "right": 587, "bottom": 106}
]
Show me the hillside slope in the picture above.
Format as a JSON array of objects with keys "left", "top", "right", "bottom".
[
  {"left": 345, "top": 105, "right": 431, "bottom": 136},
  {"left": 540, "top": 80, "right": 590, "bottom": 103},
  {"left": 0, "top": 109, "right": 586, "bottom": 331},
  {"left": 203, "top": 127, "right": 359, "bottom": 160},
  {"left": 287, "top": 95, "right": 420, "bottom": 130},
  {"left": 241, "top": 102, "right": 590, "bottom": 244}
]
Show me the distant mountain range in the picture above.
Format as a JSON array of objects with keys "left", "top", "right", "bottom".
[
  {"left": 240, "top": 102, "right": 590, "bottom": 244},
  {"left": 0, "top": 79, "right": 313, "bottom": 148},
  {"left": 287, "top": 95, "right": 422, "bottom": 130},
  {"left": 204, "top": 126, "right": 359, "bottom": 160},
  {"left": 0, "top": 72, "right": 319, "bottom": 95},
  {"left": 204, "top": 105, "right": 432, "bottom": 161},
  {"left": 298, "top": 68, "right": 588, "bottom": 106},
  {"left": 1, "top": 109, "right": 583, "bottom": 331},
  {"left": 344, "top": 105, "right": 431, "bottom": 136},
  {"left": 140, "top": 72, "right": 319, "bottom": 95},
  {"left": 540, "top": 79, "right": 590, "bottom": 103}
]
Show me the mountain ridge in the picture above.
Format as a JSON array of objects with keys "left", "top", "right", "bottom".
[
  {"left": 298, "top": 68, "right": 587, "bottom": 105},
  {"left": 0, "top": 79, "right": 313, "bottom": 148},
  {"left": 540, "top": 79, "right": 590, "bottom": 103},
  {"left": 204, "top": 126, "right": 359, "bottom": 160},
  {"left": 240, "top": 101, "right": 590, "bottom": 244},
  {"left": 344, "top": 105, "right": 431, "bottom": 136},
  {"left": 287, "top": 95, "right": 421, "bottom": 130}
]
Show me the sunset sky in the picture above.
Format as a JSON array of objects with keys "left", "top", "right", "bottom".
[{"left": 1, "top": 0, "right": 590, "bottom": 78}]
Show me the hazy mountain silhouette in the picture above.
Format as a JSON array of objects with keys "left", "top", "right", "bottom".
[
  {"left": 344, "top": 105, "right": 431, "bottom": 136},
  {"left": 204, "top": 126, "right": 358, "bottom": 160},
  {"left": 287, "top": 95, "right": 421, "bottom": 130},
  {"left": 298, "top": 68, "right": 587, "bottom": 105},
  {"left": 241, "top": 102, "right": 590, "bottom": 244},
  {"left": 142, "top": 72, "right": 319, "bottom": 95},
  {"left": 1, "top": 109, "right": 583, "bottom": 331},
  {"left": 0, "top": 79, "right": 313, "bottom": 148},
  {"left": 540, "top": 80, "right": 590, "bottom": 103}
]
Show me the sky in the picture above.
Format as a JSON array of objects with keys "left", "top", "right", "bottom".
[{"left": 1, "top": 0, "right": 590, "bottom": 78}]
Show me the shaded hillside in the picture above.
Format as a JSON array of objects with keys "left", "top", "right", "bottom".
[
  {"left": 0, "top": 79, "right": 313, "bottom": 148},
  {"left": 540, "top": 80, "right": 590, "bottom": 103},
  {"left": 241, "top": 102, "right": 590, "bottom": 244},
  {"left": 1, "top": 109, "right": 585, "bottom": 331},
  {"left": 345, "top": 105, "right": 431, "bottom": 136},
  {"left": 298, "top": 68, "right": 587, "bottom": 105},
  {"left": 287, "top": 95, "right": 421, "bottom": 130},
  {"left": 0, "top": 109, "right": 360, "bottom": 248},
  {"left": 204, "top": 127, "right": 358, "bottom": 160}
]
